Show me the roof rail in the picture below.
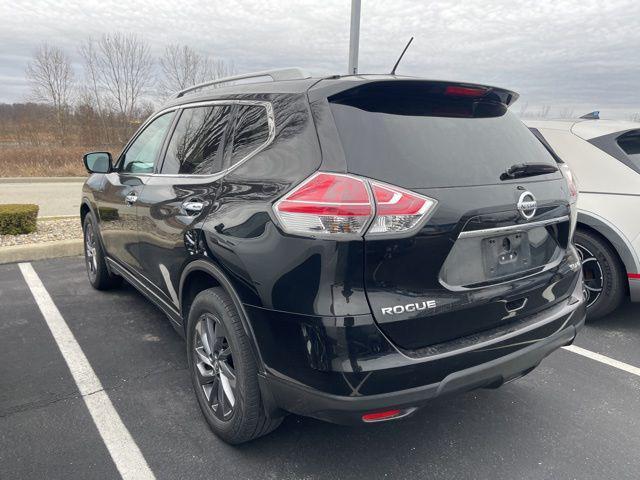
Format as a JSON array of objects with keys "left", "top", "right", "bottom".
[{"left": 174, "top": 67, "right": 311, "bottom": 98}]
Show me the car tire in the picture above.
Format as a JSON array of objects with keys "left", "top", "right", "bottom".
[
  {"left": 574, "top": 229, "right": 626, "bottom": 320},
  {"left": 186, "top": 287, "right": 283, "bottom": 444},
  {"left": 82, "top": 215, "right": 121, "bottom": 290}
]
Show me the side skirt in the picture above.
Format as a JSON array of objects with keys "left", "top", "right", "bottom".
[{"left": 106, "top": 257, "right": 184, "bottom": 332}]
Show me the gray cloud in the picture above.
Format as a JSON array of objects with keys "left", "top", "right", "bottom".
[{"left": 1, "top": 0, "right": 639, "bottom": 118}]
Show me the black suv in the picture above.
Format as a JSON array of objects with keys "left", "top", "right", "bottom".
[{"left": 81, "top": 68, "right": 586, "bottom": 444}]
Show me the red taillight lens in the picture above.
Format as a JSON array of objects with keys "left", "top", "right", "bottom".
[
  {"left": 368, "top": 181, "right": 436, "bottom": 235},
  {"left": 274, "top": 172, "right": 437, "bottom": 238},
  {"left": 274, "top": 173, "right": 373, "bottom": 236},
  {"left": 362, "top": 409, "right": 402, "bottom": 422},
  {"left": 559, "top": 163, "right": 578, "bottom": 203},
  {"left": 444, "top": 85, "right": 488, "bottom": 98}
]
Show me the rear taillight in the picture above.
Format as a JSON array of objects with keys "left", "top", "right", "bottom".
[
  {"left": 367, "top": 181, "right": 436, "bottom": 235},
  {"left": 559, "top": 162, "right": 579, "bottom": 240},
  {"left": 559, "top": 163, "right": 578, "bottom": 203},
  {"left": 273, "top": 172, "right": 437, "bottom": 238},
  {"left": 274, "top": 172, "right": 373, "bottom": 236}
]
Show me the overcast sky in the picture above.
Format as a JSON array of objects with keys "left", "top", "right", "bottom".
[{"left": 1, "top": 0, "right": 639, "bottom": 119}]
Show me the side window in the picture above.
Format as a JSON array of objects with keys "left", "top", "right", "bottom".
[
  {"left": 121, "top": 112, "right": 174, "bottom": 173},
  {"left": 162, "top": 105, "right": 233, "bottom": 175},
  {"left": 229, "top": 105, "right": 270, "bottom": 167},
  {"left": 617, "top": 130, "right": 640, "bottom": 170}
]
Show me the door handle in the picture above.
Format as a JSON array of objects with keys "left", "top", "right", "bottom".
[
  {"left": 182, "top": 200, "right": 204, "bottom": 215},
  {"left": 125, "top": 192, "right": 138, "bottom": 206}
]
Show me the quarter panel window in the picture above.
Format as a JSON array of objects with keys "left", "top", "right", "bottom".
[
  {"left": 229, "top": 105, "right": 270, "bottom": 167},
  {"left": 162, "top": 105, "right": 233, "bottom": 175},
  {"left": 121, "top": 112, "right": 174, "bottom": 174},
  {"left": 617, "top": 130, "right": 640, "bottom": 171}
]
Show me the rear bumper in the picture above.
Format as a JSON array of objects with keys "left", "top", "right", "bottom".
[
  {"left": 628, "top": 275, "right": 640, "bottom": 303},
  {"left": 265, "top": 314, "right": 583, "bottom": 424},
  {"left": 250, "top": 287, "right": 586, "bottom": 424}
]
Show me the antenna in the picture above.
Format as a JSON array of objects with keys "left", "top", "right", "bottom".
[
  {"left": 390, "top": 37, "right": 414, "bottom": 75},
  {"left": 580, "top": 111, "right": 600, "bottom": 120}
]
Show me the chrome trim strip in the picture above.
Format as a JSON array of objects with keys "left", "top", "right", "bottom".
[{"left": 458, "top": 215, "right": 570, "bottom": 239}]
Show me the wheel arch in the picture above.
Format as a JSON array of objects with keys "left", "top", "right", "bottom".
[
  {"left": 576, "top": 210, "right": 640, "bottom": 302},
  {"left": 80, "top": 201, "right": 91, "bottom": 224},
  {"left": 576, "top": 210, "right": 638, "bottom": 277},
  {"left": 179, "top": 260, "right": 266, "bottom": 372},
  {"left": 80, "top": 198, "right": 106, "bottom": 249}
]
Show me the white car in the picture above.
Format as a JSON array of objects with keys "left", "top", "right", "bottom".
[{"left": 525, "top": 115, "right": 640, "bottom": 318}]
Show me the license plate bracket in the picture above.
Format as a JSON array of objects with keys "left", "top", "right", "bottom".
[{"left": 481, "top": 232, "right": 532, "bottom": 279}]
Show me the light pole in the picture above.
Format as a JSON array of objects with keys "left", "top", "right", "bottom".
[{"left": 348, "top": 0, "right": 361, "bottom": 75}]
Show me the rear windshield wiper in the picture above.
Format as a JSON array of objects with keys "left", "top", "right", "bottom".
[{"left": 500, "top": 163, "right": 558, "bottom": 180}]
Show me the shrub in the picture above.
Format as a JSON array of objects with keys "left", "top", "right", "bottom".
[{"left": 0, "top": 204, "right": 39, "bottom": 235}]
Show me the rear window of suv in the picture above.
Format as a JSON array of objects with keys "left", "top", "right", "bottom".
[
  {"left": 229, "top": 105, "right": 270, "bottom": 167},
  {"left": 329, "top": 83, "right": 560, "bottom": 189},
  {"left": 616, "top": 130, "right": 640, "bottom": 170}
]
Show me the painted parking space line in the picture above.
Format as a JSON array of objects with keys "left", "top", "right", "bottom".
[
  {"left": 18, "top": 262, "right": 155, "bottom": 480},
  {"left": 563, "top": 345, "right": 640, "bottom": 377}
]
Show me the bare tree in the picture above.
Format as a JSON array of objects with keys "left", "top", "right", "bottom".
[
  {"left": 79, "top": 39, "right": 110, "bottom": 141},
  {"left": 159, "top": 44, "right": 235, "bottom": 98},
  {"left": 535, "top": 105, "right": 551, "bottom": 119},
  {"left": 559, "top": 107, "right": 575, "bottom": 119},
  {"left": 25, "top": 44, "right": 75, "bottom": 142},
  {"left": 84, "top": 33, "right": 154, "bottom": 120}
]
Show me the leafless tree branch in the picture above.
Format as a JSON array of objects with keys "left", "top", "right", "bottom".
[
  {"left": 158, "top": 44, "right": 235, "bottom": 98},
  {"left": 25, "top": 43, "right": 75, "bottom": 142}
]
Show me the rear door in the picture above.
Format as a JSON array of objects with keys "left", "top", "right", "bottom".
[
  {"left": 134, "top": 103, "right": 234, "bottom": 307},
  {"left": 327, "top": 81, "right": 577, "bottom": 350},
  {"left": 135, "top": 102, "right": 272, "bottom": 310},
  {"left": 95, "top": 112, "right": 174, "bottom": 272}
]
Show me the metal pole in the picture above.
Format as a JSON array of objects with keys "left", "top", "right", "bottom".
[{"left": 348, "top": 0, "right": 361, "bottom": 75}]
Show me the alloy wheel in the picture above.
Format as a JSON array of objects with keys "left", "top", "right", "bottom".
[
  {"left": 85, "top": 223, "right": 98, "bottom": 281},
  {"left": 193, "top": 314, "right": 237, "bottom": 420},
  {"left": 575, "top": 242, "right": 604, "bottom": 308}
]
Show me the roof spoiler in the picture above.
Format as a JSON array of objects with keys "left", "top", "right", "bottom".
[{"left": 312, "top": 78, "right": 519, "bottom": 107}]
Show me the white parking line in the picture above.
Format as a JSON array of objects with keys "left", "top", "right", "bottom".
[
  {"left": 563, "top": 345, "right": 640, "bottom": 377},
  {"left": 18, "top": 263, "right": 155, "bottom": 480}
]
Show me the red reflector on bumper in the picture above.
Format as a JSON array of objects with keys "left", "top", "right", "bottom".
[
  {"left": 629, "top": 273, "right": 640, "bottom": 279},
  {"left": 362, "top": 409, "right": 402, "bottom": 422}
]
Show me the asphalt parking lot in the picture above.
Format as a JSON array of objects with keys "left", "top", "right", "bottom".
[{"left": 2, "top": 257, "right": 640, "bottom": 480}]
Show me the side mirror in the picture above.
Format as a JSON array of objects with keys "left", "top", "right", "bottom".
[{"left": 83, "top": 152, "right": 113, "bottom": 174}]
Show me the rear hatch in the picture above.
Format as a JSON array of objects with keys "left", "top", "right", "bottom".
[{"left": 327, "top": 80, "right": 577, "bottom": 351}]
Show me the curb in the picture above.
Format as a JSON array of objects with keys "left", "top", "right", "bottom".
[
  {"left": 0, "top": 177, "right": 86, "bottom": 184},
  {"left": 40, "top": 215, "right": 81, "bottom": 221},
  {"left": 0, "top": 239, "right": 83, "bottom": 264}
]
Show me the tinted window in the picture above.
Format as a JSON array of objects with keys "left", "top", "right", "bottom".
[
  {"left": 162, "top": 105, "right": 232, "bottom": 175},
  {"left": 329, "top": 89, "right": 559, "bottom": 189},
  {"left": 617, "top": 130, "right": 640, "bottom": 170},
  {"left": 121, "top": 112, "right": 173, "bottom": 173},
  {"left": 230, "top": 105, "right": 270, "bottom": 167}
]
